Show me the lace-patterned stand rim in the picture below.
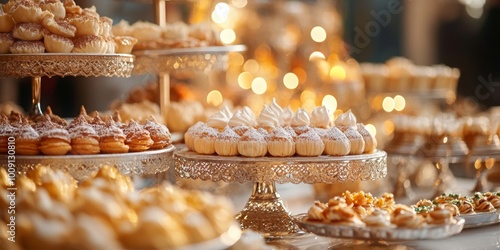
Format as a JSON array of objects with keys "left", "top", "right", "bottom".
[
  {"left": 174, "top": 149, "right": 387, "bottom": 238},
  {"left": 0, "top": 53, "right": 135, "bottom": 78},
  {"left": 0, "top": 145, "right": 174, "bottom": 181},
  {"left": 132, "top": 45, "right": 246, "bottom": 75},
  {"left": 0, "top": 53, "right": 135, "bottom": 116}
]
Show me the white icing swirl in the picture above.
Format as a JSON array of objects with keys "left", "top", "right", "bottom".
[
  {"left": 257, "top": 105, "right": 280, "bottom": 128},
  {"left": 281, "top": 107, "right": 294, "bottom": 126},
  {"left": 206, "top": 110, "right": 229, "bottom": 130},
  {"left": 269, "top": 98, "right": 284, "bottom": 125},
  {"left": 241, "top": 106, "right": 257, "bottom": 127},
  {"left": 310, "top": 106, "right": 331, "bottom": 128},
  {"left": 228, "top": 110, "right": 253, "bottom": 127},
  {"left": 220, "top": 106, "right": 232, "bottom": 119},
  {"left": 335, "top": 109, "right": 357, "bottom": 127},
  {"left": 291, "top": 108, "right": 310, "bottom": 127}
]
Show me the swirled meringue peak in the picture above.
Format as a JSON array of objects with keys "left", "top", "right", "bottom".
[
  {"left": 241, "top": 106, "right": 257, "bottom": 127},
  {"left": 310, "top": 106, "right": 331, "bottom": 128},
  {"left": 220, "top": 105, "right": 233, "bottom": 119},
  {"left": 281, "top": 107, "right": 294, "bottom": 126},
  {"left": 228, "top": 110, "right": 253, "bottom": 127},
  {"left": 258, "top": 104, "right": 280, "bottom": 128},
  {"left": 291, "top": 108, "right": 310, "bottom": 127},
  {"left": 206, "top": 110, "right": 229, "bottom": 130},
  {"left": 335, "top": 109, "right": 357, "bottom": 127}
]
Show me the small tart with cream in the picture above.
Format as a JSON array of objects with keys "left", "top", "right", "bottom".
[{"left": 123, "top": 120, "right": 154, "bottom": 152}]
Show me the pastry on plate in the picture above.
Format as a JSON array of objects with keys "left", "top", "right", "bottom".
[
  {"left": 39, "top": 123, "right": 72, "bottom": 155},
  {"left": 214, "top": 126, "right": 240, "bottom": 156},
  {"left": 295, "top": 129, "right": 324, "bottom": 157},
  {"left": 238, "top": 128, "right": 267, "bottom": 157},
  {"left": 123, "top": 120, "right": 154, "bottom": 152},
  {"left": 99, "top": 120, "right": 129, "bottom": 154},
  {"left": 143, "top": 116, "right": 171, "bottom": 150}
]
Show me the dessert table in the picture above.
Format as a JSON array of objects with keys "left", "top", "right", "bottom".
[{"left": 222, "top": 178, "right": 500, "bottom": 249}]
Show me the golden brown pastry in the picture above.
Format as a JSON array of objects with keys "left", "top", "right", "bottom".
[
  {"left": 72, "top": 35, "right": 106, "bottom": 53},
  {"left": 238, "top": 128, "right": 267, "bottom": 157},
  {"left": 98, "top": 120, "right": 129, "bottom": 154},
  {"left": 13, "top": 119, "right": 40, "bottom": 155},
  {"left": 143, "top": 116, "right": 171, "bottom": 150},
  {"left": 68, "top": 115, "right": 100, "bottom": 155},
  {"left": 123, "top": 120, "right": 154, "bottom": 152},
  {"left": 0, "top": 5, "right": 15, "bottom": 33},
  {"left": 12, "top": 22, "right": 44, "bottom": 41},
  {"left": 41, "top": 0, "right": 66, "bottom": 20},
  {"left": 41, "top": 11, "right": 76, "bottom": 38},
  {"left": 39, "top": 123, "right": 72, "bottom": 155},
  {"left": 322, "top": 205, "right": 365, "bottom": 226},
  {"left": 0, "top": 115, "right": 13, "bottom": 154},
  {"left": 214, "top": 126, "right": 240, "bottom": 156},
  {"left": 114, "top": 35, "right": 137, "bottom": 54},
  {"left": 9, "top": 40, "right": 45, "bottom": 54},
  {"left": 43, "top": 32, "right": 74, "bottom": 53},
  {"left": 44, "top": 106, "right": 68, "bottom": 127},
  {"left": 307, "top": 201, "right": 327, "bottom": 221},
  {"left": 9, "top": 0, "right": 44, "bottom": 23},
  {"left": 68, "top": 14, "right": 101, "bottom": 37},
  {"left": 426, "top": 205, "right": 454, "bottom": 225},
  {"left": 0, "top": 32, "right": 14, "bottom": 54}
]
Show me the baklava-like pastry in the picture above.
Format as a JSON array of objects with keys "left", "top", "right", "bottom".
[
  {"left": 41, "top": 0, "right": 66, "bottom": 20},
  {"left": 10, "top": 0, "right": 44, "bottom": 23},
  {"left": 307, "top": 201, "right": 327, "bottom": 221}
]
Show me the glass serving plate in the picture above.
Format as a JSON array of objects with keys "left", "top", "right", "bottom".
[
  {"left": 174, "top": 149, "right": 387, "bottom": 238},
  {"left": 293, "top": 214, "right": 465, "bottom": 241},
  {"left": 458, "top": 210, "right": 500, "bottom": 228},
  {"left": 0, "top": 145, "right": 174, "bottom": 181},
  {"left": 133, "top": 45, "right": 246, "bottom": 75},
  {"left": 174, "top": 223, "right": 242, "bottom": 250}
]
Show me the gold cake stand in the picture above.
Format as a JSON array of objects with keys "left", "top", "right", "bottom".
[
  {"left": 174, "top": 149, "right": 387, "bottom": 238},
  {"left": 0, "top": 145, "right": 174, "bottom": 181},
  {"left": 0, "top": 53, "right": 135, "bottom": 117},
  {"left": 132, "top": 45, "right": 246, "bottom": 124}
]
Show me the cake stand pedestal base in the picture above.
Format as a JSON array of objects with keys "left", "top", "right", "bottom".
[{"left": 235, "top": 181, "right": 299, "bottom": 238}]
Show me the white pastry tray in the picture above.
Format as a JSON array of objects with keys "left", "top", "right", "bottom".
[
  {"left": 293, "top": 214, "right": 465, "bottom": 241},
  {"left": 458, "top": 210, "right": 500, "bottom": 229}
]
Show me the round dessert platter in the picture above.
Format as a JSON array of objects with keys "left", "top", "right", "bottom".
[
  {"left": 174, "top": 149, "right": 387, "bottom": 238},
  {"left": 293, "top": 214, "right": 465, "bottom": 242},
  {"left": 0, "top": 145, "right": 174, "bottom": 181},
  {"left": 0, "top": 53, "right": 135, "bottom": 117}
]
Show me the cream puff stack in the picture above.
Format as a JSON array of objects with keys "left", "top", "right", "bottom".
[{"left": 0, "top": 0, "right": 137, "bottom": 54}]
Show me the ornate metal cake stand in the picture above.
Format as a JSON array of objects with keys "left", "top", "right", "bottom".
[
  {"left": 0, "top": 53, "right": 135, "bottom": 117},
  {"left": 0, "top": 145, "right": 174, "bottom": 181},
  {"left": 132, "top": 45, "right": 246, "bottom": 124},
  {"left": 174, "top": 149, "right": 387, "bottom": 237}
]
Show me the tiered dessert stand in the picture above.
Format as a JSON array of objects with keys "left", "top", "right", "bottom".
[
  {"left": 174, "top": 149, "right": 387, "bottom": 237},
  {"left": 0, "top": 53, "right": 175, "bottom": 180}
]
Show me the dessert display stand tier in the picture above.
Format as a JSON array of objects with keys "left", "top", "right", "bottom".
[
  {"left": 0, "top": 145, "right": 175, "bottom": 182},
  {"left": 174, "top": 149, "right": 387, "bottom": 238},
  {"left": 0, "top": 53, "right": 135, "bottom": 117},
  {"left": 132, "top": 45, "right": 246, "bottom": 122}
]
